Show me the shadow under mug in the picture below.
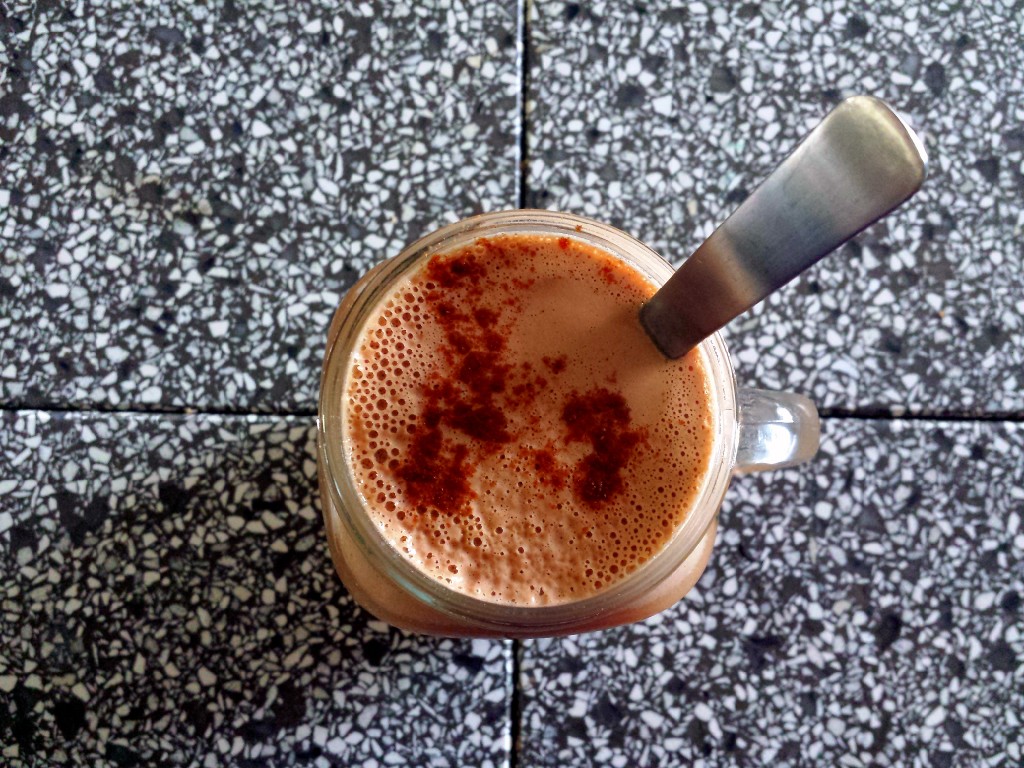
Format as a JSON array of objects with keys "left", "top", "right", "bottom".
[{"left": 318, "top": 210, "right": 819, "bottom": 638}]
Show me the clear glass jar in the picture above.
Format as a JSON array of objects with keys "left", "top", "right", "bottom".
[{"left": 318, "top": 210, "right": 819, "bottom": 637}]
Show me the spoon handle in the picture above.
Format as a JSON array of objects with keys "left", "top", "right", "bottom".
[{"left": 640, "top": 95, "right": 927, "bottom": 359}]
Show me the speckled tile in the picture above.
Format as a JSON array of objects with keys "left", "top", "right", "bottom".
[
  {"left": 0, "top": 411, "right": 512, "bottom": 767},
  {"left": 518, "top": 418, "right": 1024, "bottom": 767},
  {"left": 526, "top": 1, "right": 1024, "bottom": 416},
  {"left": 0, "top": 1, "right": 520, "bottom": 411}
]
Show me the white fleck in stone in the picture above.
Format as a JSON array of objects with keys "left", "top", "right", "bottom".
[
  {"left": 261, "top": 511, "right": 284, "bottom": 529},
  {"left": 873, "top": 288, "right": 896, "bottom": 306},
  {"left": 233, "top": 585, "right": 252, "bottom": 602},
  {"left": 209, "top": 320, "right": 229, "bottom": 338},
  {"left": 317, "top": 177, "right": 340, "bottom": 197},
  {"left": 140, "top": 386, "right": 161, "bottom": 403},
  {"left": 707, "top": 716, "right": 722, "bottom": 739},
  {"left": 485, "top": 686, "right": 505, "bottom": 703},
  {"left": 640, "top": 710, "right": 664, "bottom": 728},
  {"left": 652, "top": 95, "right": 673, "bottom": 116},
  {"left": 0, "top": 676, "right": 16, "bottom": 693},
  {"left": 251, "top": 119, "right": 273, "bottom": 138},
  {"left": 471, "top": 638, "right": 491, "bottom": 658},
  {"left": 356, "top": 703, "right": 377, "bottom": 729},
  {"left": 198, "top": 667, "right": 217, "bottom": 686},
  {"left": 568, "top": 696, "right": 587, "bottom": 717},
  {"left": 694, "top": 702, "right": 713, "bottom": 721},
  {"left": 87, "top": 447, "right": 111, "bottom": 464}
]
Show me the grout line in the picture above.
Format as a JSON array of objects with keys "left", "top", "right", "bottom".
[
  {"left": 515, "top": 0, "right": 531, "bottom": 210},
  {"left": 2, "top": 403, "right": 1023, "bottom": 425},
  {"left": 509, "top": 638, "right": 523, "bottom": 768},
  {"left": 0, "top": 404, "right": 317, "bottom": 419},
  {"left": 817, "top": 409, "right": 1024, "bottom": 424},
  {"left": 511, "top": 6, "right": 529, "bottom": 768}
]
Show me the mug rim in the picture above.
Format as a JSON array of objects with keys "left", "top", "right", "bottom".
[{"left": 318, "top": 209, "right": 739, "bottom": 632}]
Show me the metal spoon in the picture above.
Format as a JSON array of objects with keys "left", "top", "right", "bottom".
[{"left": 640, "top": 95, "right": 927, "bottom": 359}]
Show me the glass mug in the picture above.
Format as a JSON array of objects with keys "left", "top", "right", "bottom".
[{"left": 318, "top": 210, "right": 819, "bottom": 637}]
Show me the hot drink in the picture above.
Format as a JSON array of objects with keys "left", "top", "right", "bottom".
[
  {"left": 342, "top": 233, "right": 716, "bottom": 606},
  {"left": 317, "top": 210, "right": 818, "bottom": 637}
]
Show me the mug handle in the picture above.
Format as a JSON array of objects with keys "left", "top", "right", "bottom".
[{"left": 734, "top": 389, "right": 820, "bottom": 474}]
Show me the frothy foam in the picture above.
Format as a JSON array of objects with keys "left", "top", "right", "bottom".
[{"left": 343, "top": 234, "right": 715, "bottom": 606}]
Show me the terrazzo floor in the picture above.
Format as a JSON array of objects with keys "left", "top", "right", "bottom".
[
  {"left": 0, "top": 411, "right": 512, "bottom": 767},
  {"left": 1, "top": 0, "right": 520, "bottom": 411},
  {"left": 527, "top": 0, "right": 1024, "bottom": 417},
  {"left": 2, "top": 1, "right": 1022, "bottom": 766},
  {"left": 519, "top": 419, "right": 1023, "bottom": 766}
]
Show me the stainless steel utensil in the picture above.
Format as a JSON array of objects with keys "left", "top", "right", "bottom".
[{"left": 640, "top": 95, "right": 928, "bottom": 359}]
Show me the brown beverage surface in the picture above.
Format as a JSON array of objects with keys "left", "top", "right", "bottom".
[{"left": 343, "top": 233, "right": 715, "bottom": 606}]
